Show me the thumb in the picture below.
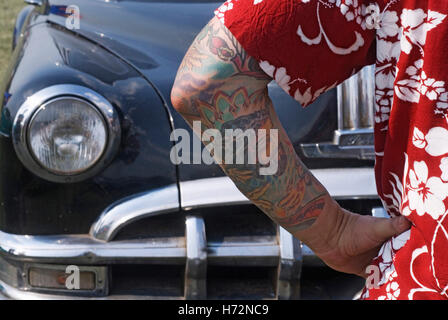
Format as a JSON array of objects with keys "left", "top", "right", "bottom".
[{"left": 371, "top": 215, "right": 412, "bottom": 242}]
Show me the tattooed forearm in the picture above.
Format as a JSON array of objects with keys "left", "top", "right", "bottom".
[{"left": 171, "top": 17, "right": 331, "bottom": 235}]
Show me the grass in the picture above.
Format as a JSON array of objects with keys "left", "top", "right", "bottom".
[{"left": 0, "top": 0, "right": 26, "bottom": 78}]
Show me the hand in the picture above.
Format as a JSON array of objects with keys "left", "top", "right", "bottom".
[{"left": 303, "top": 200, "right": 412, "bottom": 278}]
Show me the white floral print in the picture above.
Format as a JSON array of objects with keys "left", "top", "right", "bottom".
[
  {"left": 376, "top": 40, "right": 401, "bottom": 89},
  {"left": 259, "top": 61, "right": 292, "bottom": 93},
  {"left": 377, "top": 10, "right": 400, "bottom": 38},
  {"left": 413, "top": 126, "right": 448, "bottom": 157},
  {"left": 400, "top": 9, "right": 447, "bottom": 55},
  {"left": 365, "top": 4, "right": 381, "bottom": 30},
  {"left": 437, "top": 92, "right": 448, "bottom": 109},
  {"left": 426, "top": 127, "right": 448, "bottom": 157},
  {"left": 440, "top": 157, "right": 448, "bottom": 182},
  {"left": 294, "top": 87, "right": 313, "bottom": 106},
  {"left": 412, "top": 127, "right": 426, "bottom": 149},
  {"left": 400, "top": 8, "right": 428, "bottom": 54},
  {"left": 395, "top": 59, "right": 423, "bottom": 103},
  {"left": 420, "top": 72, "right": 446, "bottom": 101},
  {"left": 394, "top": 58, "right": 446, "bottom": 104},
  {"left": 376, "top": 230, "right": 411, "bottom": 289},
  {"left": 408, "top": 246, "right": 439, "bottom": 299},
  {"left": 378, "top": 271, "right": 400, "bottom": 300},
  {"left": 214, "top": 0, "right": 234, "bottom": 24},
  {"left": 407, "top": 161, "right": 448, "bottom": 219},
  {"left": 393, "top": 9, "right": 447, "bottom": 107},
  {"left": 374, "top": 10, "right": 401, "bottom": 128},
  {"left": 375, "top": 88, "right": 394, "bottom": 123},
  {"left": 297, "top": 1, "right": 365, "bottom": 55}
]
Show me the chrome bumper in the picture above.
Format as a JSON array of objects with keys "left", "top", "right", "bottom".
[
  {"left": 0, "top": 168, "right": 380, "bottom": 300},
  {"left": 0, "top": 224, "right": 310, "bottom": 299}
]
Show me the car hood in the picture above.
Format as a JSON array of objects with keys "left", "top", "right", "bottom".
[{"left": 46, "top": 0, "right": 220, "bottom": 89}]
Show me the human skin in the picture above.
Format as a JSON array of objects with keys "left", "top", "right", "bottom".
[{"left": 171, "top": 16, "right": 411, "bottom": 277}]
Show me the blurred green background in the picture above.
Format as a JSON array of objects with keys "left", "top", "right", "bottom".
[{"left": 1, "top": 0, "right": 25, "bottom": 77}]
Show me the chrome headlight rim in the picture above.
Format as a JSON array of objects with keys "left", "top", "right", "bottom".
[{"left": 12, "top": 84, "right": 121, "bottom": 183}]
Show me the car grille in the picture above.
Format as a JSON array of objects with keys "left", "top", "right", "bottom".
[
  {"left": 107, "top": 199, "right": 381, "bottom": 299},
  {"left": 110, "top": 206, "right": 295, "bottom": 299}
]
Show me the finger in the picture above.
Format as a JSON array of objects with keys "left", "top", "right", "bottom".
[{"left": 372, "top": 216, "right": 412, "bottom": 242}]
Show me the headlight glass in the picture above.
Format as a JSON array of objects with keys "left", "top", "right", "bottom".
[{"left": 28, "top": 97, "right": 107, "bottom": 175}]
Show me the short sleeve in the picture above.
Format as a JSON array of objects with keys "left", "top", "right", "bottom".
[{"left": 215, "top": 0, "right": 377, "bottom": 107}]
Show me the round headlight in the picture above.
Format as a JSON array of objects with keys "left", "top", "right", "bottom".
[
  {"left": 28, "top": 97, "right": 107, "bottom": 175},
  {"left": 13, "top": 85, "right": 121, "bottom": 183}
]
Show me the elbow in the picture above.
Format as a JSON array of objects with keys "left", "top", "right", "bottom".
[
  {"left": 170, "top": 76, "right": 199, "bottom": 121},
  {"left": 170, "top": 81, "right": 188, "bottom": 116},
  {"left": 170, "top": 72, "right": 210, "bottom": 126}
]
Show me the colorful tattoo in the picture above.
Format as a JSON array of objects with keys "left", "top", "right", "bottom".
[{"left": 171, "top": 17, "right": 330, "bottom": 234}]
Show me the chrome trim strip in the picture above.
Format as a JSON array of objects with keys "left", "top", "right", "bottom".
[
  {"left": 184, "top": 216, "right": 207, "bottom": 299},
  {"left": 90, "top": 184, "right": 180, "bottom": 241},
  {"left": 313, "top": 168, "right": 377, "bottom": 198},
  {"left": 300, "top": 143, "right": 375, "bottom": 160},
  {"left": 0, "top": 232, "right": 186, "bottom": 264},
  {"left": 12, "top": 84, "right": 121, "bottom": 183},
  {"left": 180, "top": 178, "right": 247, "bottom": 210},
  {"left": 333, "top": 128, "right": 374, "bottom": 147},
  {"left": 277, "top": 227, "right": 302, "bottom": 300},
  {"left": 180, "top": 168, "right": 378, "bottom": 210},
  {"left": 207, "top": 244, "right": 279, "bottom": 266}
]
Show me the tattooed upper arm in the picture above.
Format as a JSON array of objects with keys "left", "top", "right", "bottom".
[
  {"left": 171, "top": 17, "right": 331, "bottom": 235},
  {"left": 171, "top": 17, "right": 270, "bottom": 121}
]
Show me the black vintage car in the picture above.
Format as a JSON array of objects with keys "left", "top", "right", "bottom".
[{"left": 0, "top": 0, "right": 384, "bottom": 299}]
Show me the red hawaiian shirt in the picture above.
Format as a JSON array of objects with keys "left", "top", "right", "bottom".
[{"left": 215, "top": 0, "right": 448, "bottom": 300}]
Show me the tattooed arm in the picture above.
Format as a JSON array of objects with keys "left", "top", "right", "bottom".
[{"left": 171, "top": 17, "right": 410, "bottom": 276}]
